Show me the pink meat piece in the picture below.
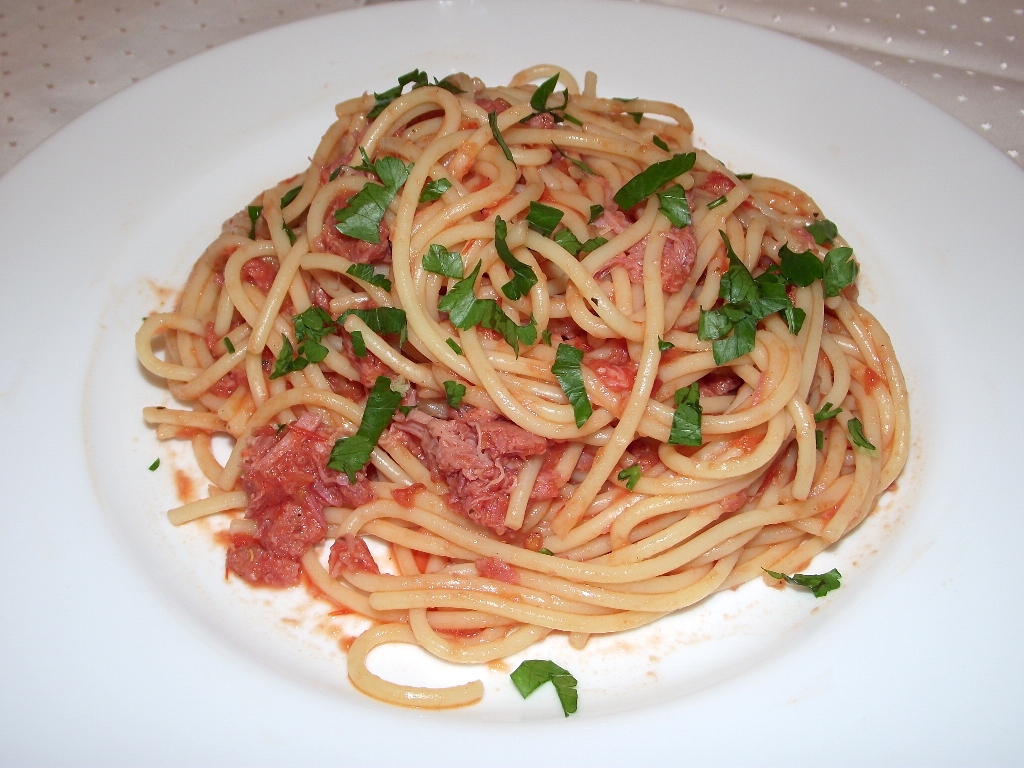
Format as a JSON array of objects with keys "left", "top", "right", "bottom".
[
  {"left": 475, "top": 557, "right": 520, "bottom": 585},
  {"left": 384, "top": 408, "right": 548, "bottom": 534},
  {"left": 227, "top": 412, "right": 375, "bottom": 587},
  {"left": 328, "top": 536, "right": 380, "bottom": 577},
  {"left": 596, "top": 225, "right": 696, "bottom": 294}
]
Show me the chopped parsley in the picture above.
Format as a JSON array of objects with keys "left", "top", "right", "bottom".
[
  {"left": 763, "top": 567, "right": 842, "bottom": 598},
  {"left": 814, "top": 402, "right": 842, "bottom": 422},
  {"left": 823, "top": 247, "right": 858, "bottom": 298},
  {"left": 437, "top": 261, "right": 537, "bottom": 356},
  {"left": 494, "top": 216, "right": 538, "bottom": 301},
  {"left": 707, "top": 195, "right": 728, "bottom": 210},
  {"left": 148, "top": 458, "right": 160, "bottom": 471},
  {"left": 327, "top": 376, "right": 403, "bottom": 481},
  {"left": 805, "top": 218, "right": 839, "bottom": 245},
  {"left": 652, "top": 135, "right": 670, "bottom": 152},
  {"left": 443, "top": 380, "right": 466, "bottom": 408},
  {"left": 537, "top": 548, "right": 555, "bottom": 556},
  {"left": 346, "top": 263, "right": 392, "bottom": 292},
  {"left": 367, "top": 69, "right": 429, "bottom": 118},
  {"left": 270, "top": 306, "right": 338, "bottom": 379},
  {"left": 847, "top": 418, "right": 876, "bottom": 452},
  {"left": 526, "top": 201, "right": 564, "bottom": 237},
  {"left": 588, "top": 204, "right": 604, "bottom": 224},
  {"left": 658, "top": 338, "right": 674, "bottom": 352},
  {"left": 223, "top": 337, "right": 235, "bottom": 354},
  {"left": 339, "top": 307, "right": 408, "bottom": 348},
  {"left": 334, "top": 155, "right": 412, "bottom": 243},
  {"left": 551, "top": 343, "right": 592, "bottom": 428},
  {"left": 552, "top": 143, "right": 595, "bottom": 175},
  {"left": 246, "top": 205, "right": 262, "bottom": 239},
  {"left": 668, "top": 382, "right": 702, "bottom": 447},
  {"left": 815, "top": 429, "right": 824, "bottom": 450},
  {"left": 541, "top": 329, "right": 552, "bottom": 346},
  {"left": 656, "top": 183, "right": 691, "bottom": 228},
  {"left": 617, "top": 464, "right": 642, "bottom": 491},
  {"left": 697, "top": 232, "right": 806, "bottom": 365},
  {"left": 446, "top": 338, "right": 463, "bottom": 355},
  {"left": 419, "top": 177, "right": 452, "bottom": 203},
  {"left": 280, "top": 185, "right": 302, "bottom": 208},
  {"left": 488, "top": 110, "right": 515, "bottom": 164},
  {"left": 552, "top": 228, "right": 606, "bottom": 258},
  {"left": 422, "top": 243, "right": 465, "bottom": 279},
  {"left": 613, "top": 152, "right": 696, "bottom": 211},
  {"left": 350, "top": 330, "right": 367, "bottom": 357},
  {"left": 510, "top": 660, "right": 578, "bottom": 717}
]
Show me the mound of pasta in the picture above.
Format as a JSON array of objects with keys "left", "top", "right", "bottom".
[{"left": 137, "top": 65, "right": 909, "bottom": 709}]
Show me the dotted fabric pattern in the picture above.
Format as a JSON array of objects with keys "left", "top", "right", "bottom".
[{"left": 1, "top": 0, "right": 1021, "bottom": 175}]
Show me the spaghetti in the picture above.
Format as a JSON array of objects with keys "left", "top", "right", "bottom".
[{"left": 136, "top": 65, "right": 909, "bottom": 708}]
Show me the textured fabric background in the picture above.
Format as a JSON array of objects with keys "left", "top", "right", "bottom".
[{"left": 1, "top": 0, "right": 1021, "bottom": 175}]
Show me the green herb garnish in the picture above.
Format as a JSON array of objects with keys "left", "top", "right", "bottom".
[
  {"left": 148, "top": 458, "right": 160, "bottom": 471},
  {"left": 617, "top": 464, "right": 642, "bottom": 490},
  {"left": 668, "top": 382, "right": 702, "bottom": 446},
  {"left": 437, "top": 261, "right": 537, "bottom": 356},
  {"left": 423, "top": 243, "right": 465, "bottom": 279},
  {"left": 613, "top": 153, "right": 696, "bottom": 211},
  {"left": 327, "top": 376, "right": 403, "bottom": 481},
  {"left": 510, "top": 660, "right": 578, "bottom": 717},
  {"left": 763, "top": 567, "right": 842, "bottom": 598},
  {"left": 334, "top": 155, "right": 412, "bottom": 243},
  {"left": 526, "top": 201, "right": 564, "bottom": 237},
  {"left": 494, "top": 216, "right": 538, "bottom": 300},
  {"left": 443, "top": 380, "right": 466, "bottom": 408},
  {"left": 805, "top": 218, "right": 838, "bottom": 245},
  {"left": 488, "top": 110, "right": 515, "bottom": 164},
  {"left": 814, "top": 402, "right": 842, "bottom": 422},
  {"left": 656, "top": 183, "right": 691, "bottom": 228},
  {"left": 419, "top": 177, "right": 452, "bottom": 203},
  {"left": 346, "top": 263, "right": 392, "bottom": 292},
  {"left": 551, "top": 343, "right": 592, "bottom": 428},
  {"left": 847, "top": 418, "right": 876, "bottom": 452}
]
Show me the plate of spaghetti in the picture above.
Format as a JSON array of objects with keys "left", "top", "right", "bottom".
[{"left": 2, "top": 0, "right": 1022, "bottom": 765}]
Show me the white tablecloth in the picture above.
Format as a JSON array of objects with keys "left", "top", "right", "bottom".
[{"left": 1, "top": 0, "right": 1021, "bottom": 174}]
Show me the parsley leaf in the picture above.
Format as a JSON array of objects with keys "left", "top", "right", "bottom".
[
  {"left": 148, "top": 458, "right": 160, "bottom": 471},
  {"left": 538, "top": 547, "right": 555, "bottom": 556},
  {"left": 526, "top": 201, "right": 564, "bottom": 237},
  {"left": 707, "top": 195, "right": 728, "bottom": 209},
  {"left": 446, "top": 338, "right": 463, "bottom": 355},
  {"left": 652, "top": 135, "right": 670, "bottom": 151},
  {"left": 494, "top": 216, "right": 538, "bottom": 300},
  {"left": 552, "top": 343, "right": 592, "bottom": 428},
  {"left": 270, "top": 335, "right": 306, "bottom": 379},
  {"left": 822, "top": 247, "right": 858, "bottom": 298},
  {"left": 334, "top": 155, "right": 412, "bottom": 243},
  {"left": 368, "top": 69, "right": 429, "bottom": 119},
  {"left": 815, "top": 429, "right": 824, "bottom": 450},
  {"left": 617, "top": 464, "right": 642, "bottom": 491},
  {"left": 764, "top": 567, "right": 842, "bottom": 598},
  {"left": 350, "top": 330, "right": 367, "bottom": 357},
  {"left": 656, "top": 183, "right": 691, "bottom": 228},
  {"left": 530, "top": 73, "right": 561, "bottom": 112},
  {"left": 814, "top": 402, "right": 842, "bottom": 421},
  {"left": 437, "top": 261, "right": 537, "bottom": 356},
  {"left": 346, "top": 263, "right": 392, "bottom": 292},
  {"left": 668, "top": 382, "right": 702, "bottom": 446},
  {"left": 541, "top": 329, "right": 552, "bottom": 346},
  {"left": 423, "top": 243, "right": 465, "bottom": 279},
  {"left": 339, "top": 307, "right": 408, "bottom": 347},
  {"left": 280, "top": 185, "right": 302, "bottom": 208},
  {"left": 488, "top": 110, "right": 515, "bottom": 164},
  {"left": 658, "top": 338, "right": 674, "bottom": 352},
  {"left": 223, "top": 337, "right": 235, "bottom": 354},
  {"left": 443, "top": 380, "right": 466, "bottom": 408},
  {"left": 613, "top": 153, "right": 696, "bottom": 211},
  {"left": 588, "top": 204, "right": 604, "bottom": 224},
  {"left": 552, "top": 143, "right": 594, "bottom": 175},
  {"left": 246, "top": 205, "right": 262, "bottom": 239},
  {"left": 327, "top": 376, "right": 403, "bottom": 481},
  {"left": 779, "top": 244, "right": 823, "bottom": 287},
  {"left": 847, "top": 418, "right": 876, "bottom": 452},
  {"left": 805, "top": 218, "right": 839, "bottom": 245},
  {"left": 552, "top": 228, "right": 605, "bottom": 257},
  {"left": 419, "top": 177, "right": 452, "bottom": 203},
  {"left": 510, "top": 660, "right": 578, "bottom": 717}
]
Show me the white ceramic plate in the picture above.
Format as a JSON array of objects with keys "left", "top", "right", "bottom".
[{"left": 2, "top": 0, "right": 1022, "bottom": 764}]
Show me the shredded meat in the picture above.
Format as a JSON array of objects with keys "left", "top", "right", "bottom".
[
  {"left": 383, "top": 407, "right": 549, "bottom": 534},
  {"left": 328, "top": 536, "right": 380, "bottom": 577},
  {"left": 585, "top": 340, "right": 638, "bottom": 393},
  {"left": 698, "top": 370, "right": 745, "bottom": 398},
  {"left": 594, "top": 212, "right": 697, "bottom": 293},
  {"left": 525, "top": 112, "right": 556, "bottom": 129},
  {"left": 701, "top": 171, "right": 736, "bottom": 197},
  {"left": 475, "top": 557, "right": 520, "bottom": 584},
  {"left": 226, "top": 412, "right": 375, "bottom": 587},
  {"left": 475, "top": 96, "right": 511, "bottom": 114},
  {"left": 341, "top": 332, "right": 392, "bottom": 387},
  {"left": 241, "top": 256, "right": 279, "bottom": 293}
]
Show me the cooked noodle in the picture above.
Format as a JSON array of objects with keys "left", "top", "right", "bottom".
[{"left": 137, "top": 66, "right": 909, "bottom": 709}]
